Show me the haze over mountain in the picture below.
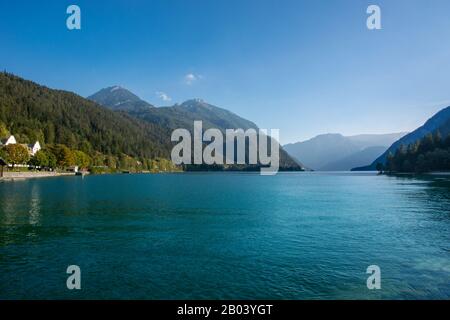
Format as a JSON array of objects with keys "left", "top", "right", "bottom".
[
  {"left": 353, "top": 106, "right": 450, "bottom": 171},
  {"left": 284, "top": 132, "right": 407, "bottom": 171},
  {"left": 320, "top": 146, "right": 387, "bottom": 171}
]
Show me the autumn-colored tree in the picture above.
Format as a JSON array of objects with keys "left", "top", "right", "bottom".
[
  {"left": 48, "top": 144, "right": 75, "bottom": 168},
  {"left": 3, "top": 144, "right": 30, "bottom": 168}
]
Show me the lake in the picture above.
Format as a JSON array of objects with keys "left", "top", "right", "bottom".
[{"left": 0, "top": 172, "right": 449, "bottom": 299}]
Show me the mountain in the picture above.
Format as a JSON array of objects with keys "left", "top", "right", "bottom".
[
  {"left": 284, "top": 132, "right": 406, "bottom": 171},
  {"left": 382, "top": 131, "right": 450, "bottom": 173},
  {"left": 353, "top": 106, "right": 450, "bottom": 171},
  {"left": 284, "top": 134, "right": 359, "bottom": 170},
  {"left": 346, "top": 133, "right": 409, "bottom": 149},
  {"left": 0, "top": 74, "right": 301, "bottom": 171},
  {"left": 90, "top": 87, "right": 302, "bottom": 170},
  {"left": 320, "top": 146, "right": 387, "bottom": 171},
  {"left": 87, "top": 86, "right": 154, "bottom": 111},
  {"left": 124, "top": 98, "right": 258, "bottom": 132},
  {"left": 0, "top": 72, "right": 172, "bottom": 159}
]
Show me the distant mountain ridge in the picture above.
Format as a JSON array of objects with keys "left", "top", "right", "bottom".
[
  {"left": 284, "top": 132, "right": 407, "bottom": 171},
  {"left": 353, "top": 106, "right": 450, "bottom": 171},
  {"left": 320, "top": 146, "right": 387, "bottom": 171}
]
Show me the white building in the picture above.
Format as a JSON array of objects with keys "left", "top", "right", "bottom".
[
  {"left": 0, "top": 135, "right": 41, "bottom": 156},
  {"left": 1, "top": 135, "right": 16, "bottom": 146},
  {"left": 28, "top": 141, "right": 41, "bottom": 156}
]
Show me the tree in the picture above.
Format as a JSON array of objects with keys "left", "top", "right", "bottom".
[
  {"left": 73, "top": 150, "right": 91, "bottom": 169},
  {"left": 3, "top": 144, "right": 30, "bottom": 168},
  {"left": 0, "top": 121, "right": 9, "bottom": 139},
  {"left": 29, "top": 149, "right": 57, "bottom": 169},
  {"left": 48, "top": 144, "right": 75, "bottom": 168},
  {"left": 44, "top": 122, "right": 55, "bottom": 144},
  {"left": 46, "top": 151, "right": 57, "bottom": 169},
  {"left": 14, "top": 133, "right": 30, "bottom": 144},
  {"left": 0, "top": 147, "right": 6, "bottom": 160},
  {"left": 29, "top": 150, "right": 49, "bottom": 168},
  {"left": 105, "top": 155, "right": 117, "bottom": 169},
  {"left": 385, "top": 132, "right": 450, "bottom": 173}
]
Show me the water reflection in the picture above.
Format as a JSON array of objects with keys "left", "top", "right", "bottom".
[
  {"left": 29, "top": 182, "right": 41, "bottom": 226},
  {"left": 389, "top": 174, "right": 450, "bottom": 218}
]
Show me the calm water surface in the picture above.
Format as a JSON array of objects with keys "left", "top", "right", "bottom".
[{"left": 0, "top": 172, "right": 449, "bottom": 299}]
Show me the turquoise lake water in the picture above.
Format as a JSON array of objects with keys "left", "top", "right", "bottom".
[{"left": 0, "top": 172, "right": 449, "bottom": 299}]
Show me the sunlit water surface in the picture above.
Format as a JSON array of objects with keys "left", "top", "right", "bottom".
[{"left": 0, "top": 172, "right": 449, "bottom": 299}]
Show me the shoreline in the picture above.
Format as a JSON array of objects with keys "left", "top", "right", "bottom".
[
  {"left": 0, "top": 171, "right": 76, "bottom": 181},
  {"left": 2, "top": 170, "right": 448, "bottom": 182},
  {"left": 383, "top": 171, "right": 450, "bottom": 175}
]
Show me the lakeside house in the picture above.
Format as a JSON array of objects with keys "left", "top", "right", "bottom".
[
  {"left": 27, "top": 141, "right": 41, "bottom": 156},
  {"left": 0, "top": 135, "right": 41, "bottom": 156},
  {"left": 0, "top": 135, "right": 17, "bottom": 146}
]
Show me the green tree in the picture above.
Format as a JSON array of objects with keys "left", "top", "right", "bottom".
[
  {"left": 14, "top": 133, "right": 30, "bottom": 144},
  {"left": 0, "top": 121, "right": 9, "bottom": 139},
  {"left": 49, "top": 144, "right": 75, "bottom": 168},
  {"left": 29, "top": 150, "right": 49, "bottom": 168},
  {"left": 74, "top": 150, "right": 91, "bottom": 169},
  {"left": 386, "top": 132, "right": 450, "bottom": 173},
  {"left": 46, "top": 151, "right": 57, "bottom": 169},
  {"left": 3, "top": 144, "right": 30, "bottom": 168},
  {"left": 44, "top": 122, "right": 55, "bottom": 144},
  {"left": 105, "top": 155, "right": 117, "bottom": 169},
  {"left": 0, "top": 147, "right": 7, "bottom": 160}
]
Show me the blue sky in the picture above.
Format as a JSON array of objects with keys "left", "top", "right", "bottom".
[{"left": 1, "top": 0, "right": 450, "bottom": 144}]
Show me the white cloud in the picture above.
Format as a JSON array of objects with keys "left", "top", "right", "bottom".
[
  {"left": 156, "top": 91, "right": 171, "bottom": 102},
  {"left": 184, "top": 73, "right": 203, "bottom": 85}
]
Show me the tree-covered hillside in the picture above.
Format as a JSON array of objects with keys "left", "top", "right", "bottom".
[
  {"left": 125, "top": 99, "right": 258, "bottom": 132},
  {"left": 0, "top": 73, "right": 301, "bottom": 171},
  {"left": 90, "top": 90, "right": 303, "bottom": 170},
  {"left": 0, "top": 72, "right": 172, "bottom": 160},
  {"left": 354, "top": 106, "right": 450, "bottom": 171},
  {"left": 382, "top": 132, "right": 450, "bottom": 173}
]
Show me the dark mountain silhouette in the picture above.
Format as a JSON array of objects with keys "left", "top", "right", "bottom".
[{"left": 353, "top": 106, "right": 450, "bottom": 171}]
